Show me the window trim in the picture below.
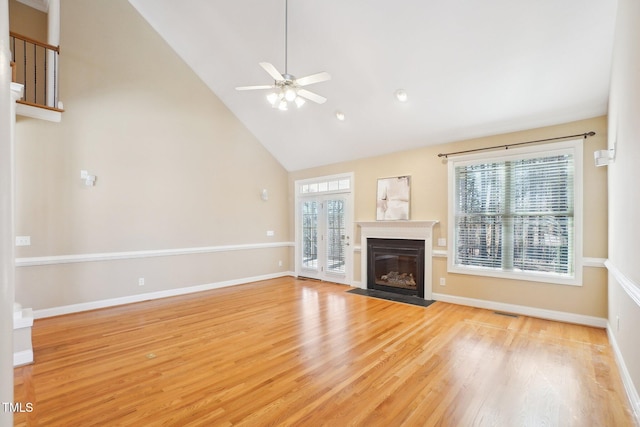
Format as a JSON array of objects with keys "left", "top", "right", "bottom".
[{"left": 447, "top": 139, "right": 583, "bottom": 286}]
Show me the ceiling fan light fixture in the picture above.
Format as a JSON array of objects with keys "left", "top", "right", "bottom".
[
  {"left": 395, "top": 89, "right": 408, "bottom": 102},
  {"left": 294, "top": 96, "right": 306, "bottom": 108},
  {"left": 335, "top": 111, "right": 345, "bottom": 121},
  {"left": 236, "top": 0, "right": 330, "bottom": 110},
  {"left": 266, "top": 92, "right": 279, "bottom": 105},
  {"left": 284, "top": 87, "right": 297, "bottom": 102}
]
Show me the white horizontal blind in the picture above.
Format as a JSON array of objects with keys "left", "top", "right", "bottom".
[{"left": 454, "top": 153, "right": 575, "bottom": 277}]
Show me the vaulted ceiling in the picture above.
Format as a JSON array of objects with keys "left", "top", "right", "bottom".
[{"left": 128, "top": 0, "right": 617, "bottom": 171}]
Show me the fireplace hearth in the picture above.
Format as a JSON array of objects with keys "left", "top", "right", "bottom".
[{"left": 367, "top": 238, "right": 425, "bottom": 298}]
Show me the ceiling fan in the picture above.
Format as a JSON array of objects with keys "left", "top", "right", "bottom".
[{"left": 235, "top": 0, "right": 331, "bottom": 110}]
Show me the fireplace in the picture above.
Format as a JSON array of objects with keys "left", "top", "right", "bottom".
[
  {"left": 357, "top": 221, "right": 438, "bottom": 300},
  {"left": 367, "top": 238, "right": 425, "bottom": 297}
]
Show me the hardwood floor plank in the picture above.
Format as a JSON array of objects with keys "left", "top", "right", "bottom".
[{"left": 13, "top": 277, "right": 635, "bottom": 426}]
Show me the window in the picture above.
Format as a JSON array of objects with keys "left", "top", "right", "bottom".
[
  {"left": 300, "top": 178, "right": 350, "bottom": 194},
  {"left": 447, "top": 140, "right": 583, "bottom": 285}
]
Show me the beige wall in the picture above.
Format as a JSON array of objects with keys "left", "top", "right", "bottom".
[
  {"left": 8, "top": 0, "right": 47, "bottom": 40},
  {"left": 290, "top": 116, "right": 609, "bottom": 318},
  {"left": 607, "top": 0, "right": 640, "bottom": 413},
  {"left": 14, "top": 0, "right": 291, "bottom": 311}
]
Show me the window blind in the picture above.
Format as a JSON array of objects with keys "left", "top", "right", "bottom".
[{"left": 454, "top": 153, "right": 574, "bottom": 276}]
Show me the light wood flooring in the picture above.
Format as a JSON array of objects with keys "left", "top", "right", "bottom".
[{"left": 13, "top": 277, "right": 635, "bottom": 426}]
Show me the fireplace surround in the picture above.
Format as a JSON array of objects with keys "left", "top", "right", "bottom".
[{"left": 358, "top": 221, "right": 438, "bottom": 300}]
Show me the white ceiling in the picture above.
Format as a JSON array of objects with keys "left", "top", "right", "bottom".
[{"left": 128, "top": 0, "right": 617, "bottom": 171}]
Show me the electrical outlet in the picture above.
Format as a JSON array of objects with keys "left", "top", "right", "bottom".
[
  {"left": 278, "top": 260, "right": 283, "bottom": 267},
  {"left": 138, "top": 278, "right": 145, "bottom": 286},
  {"left": 437, "top": 238, "right": 447, "bottom": 247},
  {"left": 266, "top": 230, "right": 275, "bottom": 237},
  {"left": 439, "top": 277, "right": 446, "bottom": 286},
  {"left": 15, "top": 236, "right": 31, "bottom": 246}
]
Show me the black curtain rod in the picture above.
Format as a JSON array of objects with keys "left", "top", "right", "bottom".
[{"left": 437, "top": 131, "right": 596, "bottom": 158}]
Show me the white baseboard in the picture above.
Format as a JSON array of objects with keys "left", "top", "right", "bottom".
[
  {"left": 13, "top": 350, "right": 33, "bottom": 367},
  {"left": 14, "top": 308, "right": 33, "bottom": 329},
  {"left": 33, "top": 271, "right": 295, "bottom": 319},
  {"left": 607, "top": 324, "right": 640, "bottom": 425},
  {"left": 432, "top": 292, "right": 607, "bottom": 328}
]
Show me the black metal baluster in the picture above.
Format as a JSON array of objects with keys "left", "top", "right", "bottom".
[
  {"left": 44, "top": 46, "right": 48, "bottom": 106},
  {"left": 9, "top": 36, "right": 15, "bottom": 84}
]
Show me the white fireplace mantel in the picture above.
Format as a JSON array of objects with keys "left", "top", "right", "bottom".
[{"left": 357, "top": 221, "right": 438, "bottom": 300}]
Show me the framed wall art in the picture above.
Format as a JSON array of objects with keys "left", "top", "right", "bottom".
[{"left": 376, "top": 176, "right": 410, "bottom": 220}]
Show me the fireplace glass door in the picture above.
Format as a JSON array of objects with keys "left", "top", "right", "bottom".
[{"left": 367, "top": 238, "right": 425, "bottom": 297}]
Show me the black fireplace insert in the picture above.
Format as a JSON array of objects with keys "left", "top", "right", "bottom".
[{"left": 367, "top": 238, "right": 425, "bottom": 298}]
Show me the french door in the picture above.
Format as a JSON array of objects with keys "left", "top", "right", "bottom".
[{"left": 297, "top": 194, "right": 352, "bottom": 285}]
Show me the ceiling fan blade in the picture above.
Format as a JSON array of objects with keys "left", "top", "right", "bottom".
[
  {"left": 295, "top": 72, "right": 331, "bottom": 87},
  {"left": 235, "top": 84, "right": 275, "bottom": 91},
  {"left": 259, "top": 62, "right": 284, "bottom": 81},
  {"left": 297, "top": 89, "right": 327, "bottom": 104}
]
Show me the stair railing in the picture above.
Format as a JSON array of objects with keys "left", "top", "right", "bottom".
[{"left": 9, "top": 31, "right": 61, "bottom": 111}]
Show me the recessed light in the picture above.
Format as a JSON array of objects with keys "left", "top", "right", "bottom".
[
  {"left": 335, "top": 111, "right": 346, "bottom": 121},
  {"left": 395, "top": 89, "right": 408, "bottom": 102}
]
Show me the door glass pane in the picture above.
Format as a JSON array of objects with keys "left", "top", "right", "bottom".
[
  {"left": 302, "top": 201, "right": 318, "bottom": 270},
  {"left": 326, "top": 199, "right": 346, "bottom": 274}
]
